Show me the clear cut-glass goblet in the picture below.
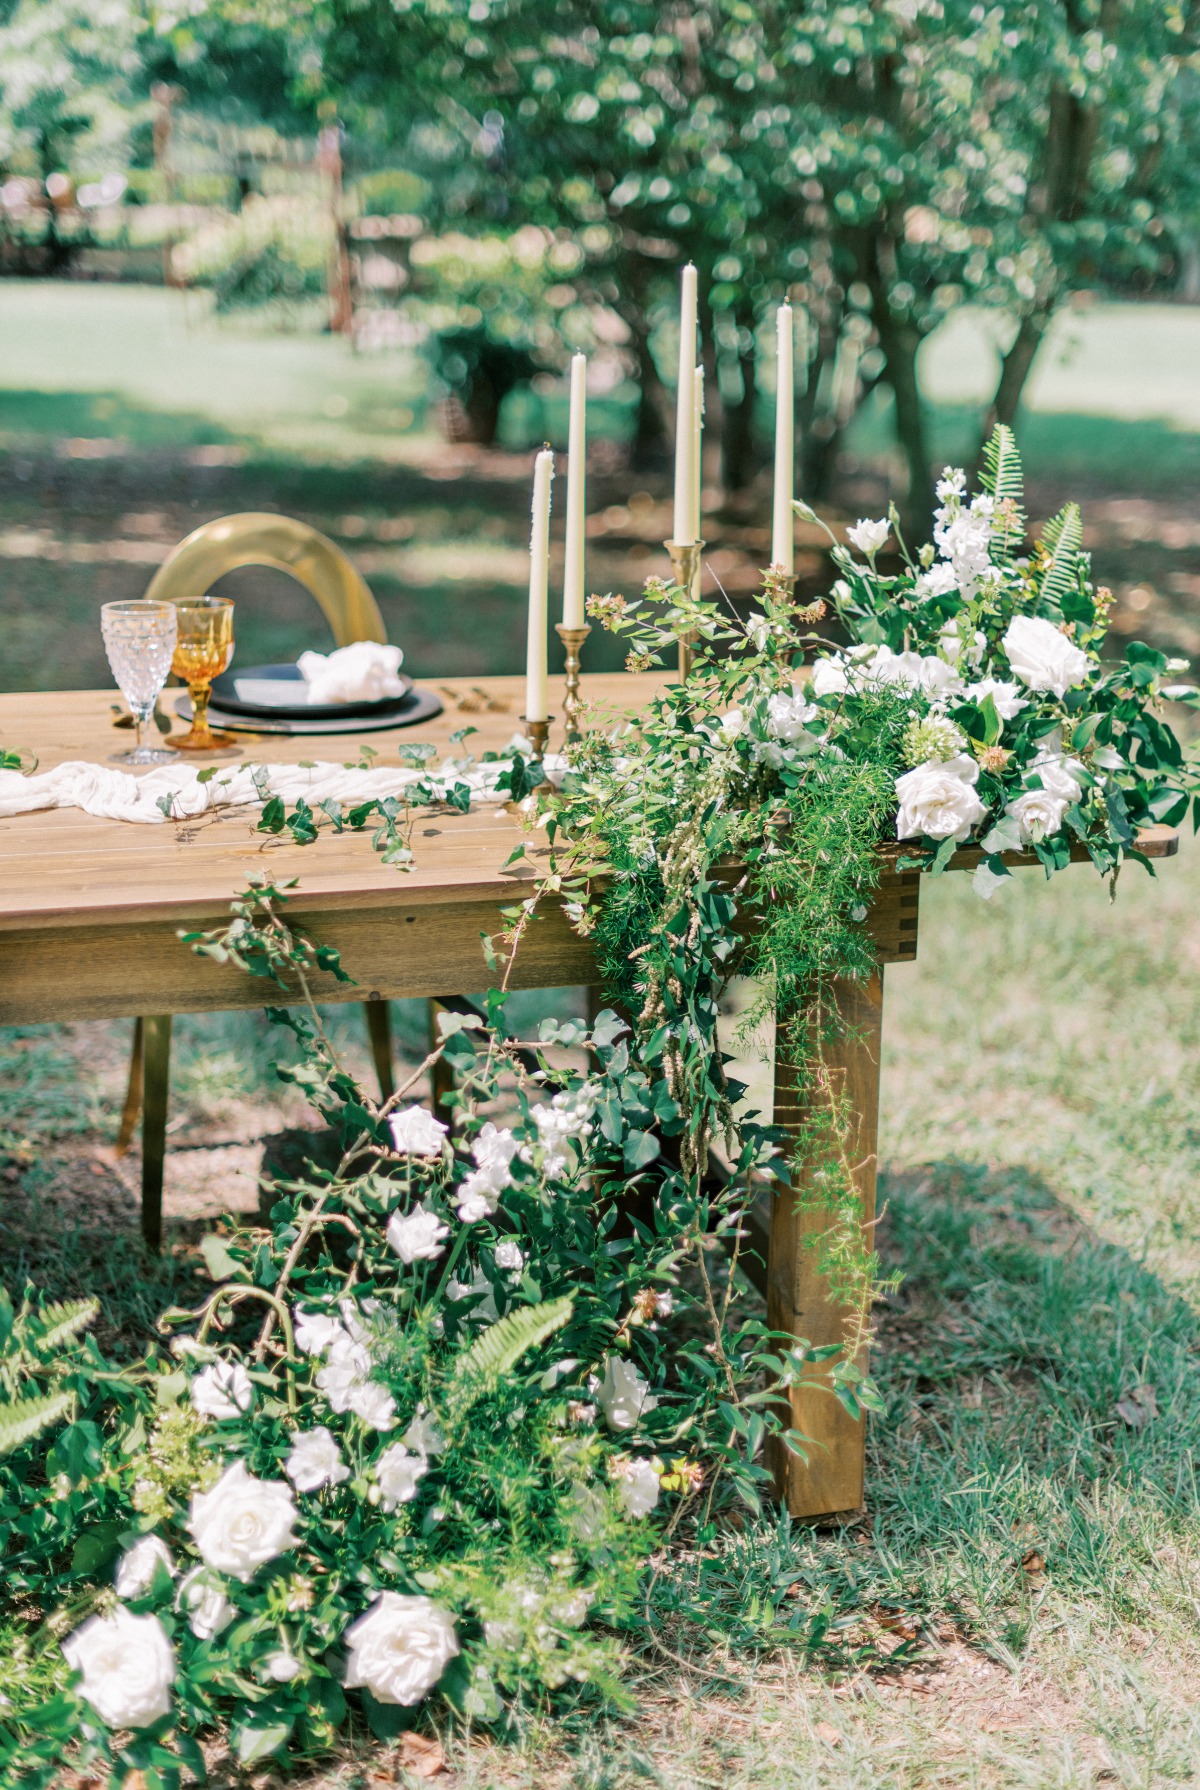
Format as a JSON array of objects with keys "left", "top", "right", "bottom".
[{"left": 101, "top": 600, "right": 180, "bottom": 765}]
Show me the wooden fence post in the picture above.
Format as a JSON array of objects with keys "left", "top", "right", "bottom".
[{"left": 767, "top": 968, "right": 884, "bottom": 1519}]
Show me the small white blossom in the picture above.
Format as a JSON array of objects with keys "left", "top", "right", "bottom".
[
  {"left": 189, "top": 1360, "right": 253, "bottom": 1422},
  {"left": 494, "top": 1239, "right": 524, "bottom": 1272},
  {"left": 388, "top": 1106, "right": 449, "bottom": 1158},
  {"left": 387, "top": 1206, "right": 449, "bottom": 1264},
  {"left": 714, "top": 708, "right": 746, "bottom": 747},
  {"left": 915, "top": 562, "right": 959, "bottom": 602},
  {"left": 177, "top": 1567, "right": 233, "bottom": 1640},
  {"left": 263, "top": 1651, "right": 302, "bottom": 1682},
  {"left": 613, "top": 1456, "right": 662, "bottom": 1519},
  {"left": 403, "top": 1408, "right": 445, "bottom": 1457},
  {"left": 285, "top": 1426, "right": 350, "bottom": 1494},
  {"left": 765, "top": 687, "right": 820, "bottom": 741},
  {"left": 316, "top": 1335, "right": 373, "bottom": 1413},
  {"left": 346, "top": 1378, "right": 398, "bottom": 1432},
  {"left": 375, "top": 1442, "right": 429, "bottom": 1510},
  {"left": 62, "top": 1608, "right": 174, "bottom": 1730},
  {"left": 343, "top": 1593, "right": 459, "bottom": 1706},
  {"left": 847, "top": 517, "right": 890, "bottom": 557},
  {"left": 292, "top": 1307, "right": 345, "bottom": 1356},
  {"left": 595, "top": 1357, "right": 658, "bottom": 1432},
  {"left": 114, "top": 1535, "right": 175, "bottom": 1601}
]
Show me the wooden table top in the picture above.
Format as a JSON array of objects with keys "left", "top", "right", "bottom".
[{"left": 0, "top": 674, "right": 662, "bottom": 933}]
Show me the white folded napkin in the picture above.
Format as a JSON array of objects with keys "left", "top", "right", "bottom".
[{"left": 297, "top": 641, "right": 406, "bottom": 706}]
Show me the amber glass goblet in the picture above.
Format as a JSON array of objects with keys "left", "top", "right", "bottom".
[{"left": 172, "top": 596, "right": 235, "bottom": 750}]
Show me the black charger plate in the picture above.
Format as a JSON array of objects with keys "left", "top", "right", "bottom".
[{"left": 210, "top": 660, "right": 415, "bottom": 722}]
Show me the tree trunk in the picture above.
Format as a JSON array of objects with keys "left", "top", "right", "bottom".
[
  {"left": 974, "top": 309, "right": 1052, "bottom": 468},
  {"left": 872, "top": 300, "right": 934, "bottom": 533},
  {"left": 628, "top": 315, "right": 670, "bottom": 470}
]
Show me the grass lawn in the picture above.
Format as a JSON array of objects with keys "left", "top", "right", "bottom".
[{"left": 2, "top": 283, "right": 1200, "bottom": 1786}]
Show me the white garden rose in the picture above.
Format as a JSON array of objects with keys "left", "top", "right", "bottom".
[
  {"left": 375, "top": 1441, "right": 429, "bottom": 1510},
  {"left": 285, "top": 1425, "right": 350, "bottom": 1494},
  {"left": 614, "top": 1457, "right": 662, "bottom": 1519},
  {"left": 387, "top": 1106, "right": 448, "bottom": 1158},
  {"left": 1006, "top": 753, "right": 1085, "bottom": 843},
  {"left": 343, "top": 1592, "right": 459, "bottom": 1706},
  {"left": 894, "top": 756, "right": 988, "bottom": 842},
  {"left": 114, "top": 1534, "right": 175, "bottom": 1600},
  {"left": 62, "top": 1608, "right": 174, "bottom": 1729},
  {"left": 963, "top": 677, "right": 1028, "bottom": 722},
  {"left": 189, "top": 1359, "right": 253, "bottom": 1421},
  {"left": 1002, "top": 614, "right": 1091, "bottom": 696},
  {"left": 292, "top": 1307, "right": 345, "bottom": 1355},
  {"left": 187, "top": 1459, "right": 298, "bottom": 1582},
  {"left": 346, "top": 1377, "right": 399, "bottom": 1431},
  {"left": 387, "top": 1205, "right": 449, "bottom": 1263},
  {"left": 595, "top": 1357, "right": 658, "bottom": 1431},
  {"left": 847, "top": 517, "right": 890, "bottom": 556},
  {"left": 177, "top": 1566, "right": 233, "bottom": 1640}
]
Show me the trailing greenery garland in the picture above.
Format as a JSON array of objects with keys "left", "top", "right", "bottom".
[{"left": 1, "top": 431, "right": 1196, "bottom": 1786}]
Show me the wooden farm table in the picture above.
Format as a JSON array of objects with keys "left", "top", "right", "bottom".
[{"left": 0, "top": 678, "right": 1176, "bottom": 1520}]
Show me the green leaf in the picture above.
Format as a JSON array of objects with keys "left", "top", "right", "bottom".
[
  {"left": 1038, "top": 503, "right": 1082, "bottom": 611},
  {"left": 452, "top": 1295, "right": 574, "bottom": 1397},
  {"left": 199, "top": 1234, "right": 239, "bottom": 1283},
  {"left": 623, "top": 1129, "right": 661, "bottom": 1171},
  {"left": 71, "top": 1520, "right": 125, "bottom": 1576},
  {"left": 235, "top": 1721, "right": 292, "bottom": 1765},
  {"left": 0, "top": 1389, "right": 74, "bottom": 1457}
]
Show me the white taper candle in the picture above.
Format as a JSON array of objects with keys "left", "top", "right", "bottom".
[
  {"left": 673, "top": 262, "right": 698, "bottom": 543},
  {"left": 562, "top": 353, "right": 587, "bottom": 628},
  {"left": 691, "top": 364, "right": 704, "bottom": 547},
  {"left": 526, "top": 447, "right": 553, "bottom": 723},
  {"left": 772, "top": 303, "right": 795, "bottom": 574}
]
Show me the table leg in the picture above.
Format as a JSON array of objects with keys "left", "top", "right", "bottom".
[
  {"left": 768, "top": 969, "right": 884, "bottom": 1519},
  {"left": 142, "top": 1014, "right": 172, "bottom": 1253},
  {"left": 114, "top": 1017, "right": 144, "bottom": 1156},
  {"left": 364, "top": 999, "right": 395, "bottom": 1101}
]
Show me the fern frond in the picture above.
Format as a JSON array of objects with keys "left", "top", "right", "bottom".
[
  {"left": 452, "top": 1296, "right": 574, "bottom": 1396},
  {"left": 17, "top": 1296, "right": 99, "bottom": 1359},
  {"left": 0, "top": 1389, "right": 74, "bottom": 1457},
  {"left": 1038, "top": 503, "right": 1082, "bottom": 611},
  {"left": 979, "top": 425, "right": 1025, "bottom": 554}
]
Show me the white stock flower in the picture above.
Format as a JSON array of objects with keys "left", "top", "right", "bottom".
[
  {"left": 964, "top": 677, "right": 1028, "bottom": 722},
  {"left": 114, "top": 1534, "right": 175, "bottom": 1600},
  {"left": 614, "top": 1457, "right": 662, "bottom": 1520},
  {"left": 263, "top": 1651, "right": 302, "bottom": 1682},
  {"left": 933, "top": 493, "right": 996, "bottom": 602},
  {"left": 494, "top": 1239, "right": 524, "bottom": 1272},
  {"left": 894, "top": 756, "right": 988, "bottom": 842},
  {"left": 595, "top": 1357, "right": 658, "bottom": 1432},
  {"left": 936, "top": 466, "right": 966, "bottom": 501},
  {"left": 187, "top": 1460, "right": 298, "bottom": 1583},
  {"left": 292, "top": 1307, "right": 345, "bottom": 1356},
  {"left": 285, "top": 1426, "right": 350, "bottom": 1494},
  {"left": 346, "top": 1378, "right": 398, "bottom": 1432},
  {"left": 387, "top": 1206, "right": 449, "bottom": 1264},
  {"left": 1002, "top": 615, "right": 1091, "bottom": 696},
  {"left": 375, "top": 1441, "right": 429, "bottom": 1510},
  {"left": 388, "top": 1106, "right": 449, "bottom": 1158},
  {"left": 765, "top": 687, "right": 820, "bottom": 741},
  {"left": 189, "top": 1360, "right": 253, "bottom": 1422},
  {"left": 62, "top": 1608, "right": 174, "bottom": 1729},
  {"left": 847, "top": 517, "right": 890, "bottom": 556},
  {"left": 177, "top": 1566, "right": 233, "bottom": 1640},
  {"left": 343, "top": 1592, "right": 459, "bottom": 1706}
]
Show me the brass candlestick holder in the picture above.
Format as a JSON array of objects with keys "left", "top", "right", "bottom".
[
  {"left": 555, "top": 623, "right": 591, "bottom": 740},
  {"left": 506, "top": 714, "right": 553, "bottom": 819},
  {"left": 665, "top": 538, "right": 705, "bottom": 681}
]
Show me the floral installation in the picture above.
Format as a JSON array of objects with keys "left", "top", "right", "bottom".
[{"left": 1, "top": 431, "right": 1196, "bottom": 1786}]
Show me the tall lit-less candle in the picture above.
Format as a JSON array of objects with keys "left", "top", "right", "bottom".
[
  {"left": 562, "top": 353, "right": 587, "bottom": 628},
  {"left": 526, "top": 447, "right": 553, "bottom": 723},
  {"left": 673, "top": 262, "right": 698, "bottom": 543},
  {"left": 691, "top": 364, "right": 704, "bottom": 548},
  {"left": 772, "top": 302, "right": 795, "bottom": 574}
]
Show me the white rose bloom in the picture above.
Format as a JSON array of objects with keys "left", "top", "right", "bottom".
[
  {"left": 114, "top": 1534, "right": 175, "bottom": 1601},
  {"left": 387, "top": 1106, "right": 449, "bottom": 1159},
  {"left": 964, "top": 677, "right": 1028, "bottom": 722},
  {"left": 765, "top": 687, "right": 820, "bottom": 741},
  {"left": 343, "top": 1592, "right": 459, "bottom": 1706},
  {"left": 263, "top": 1651, "right": 302, "bottom": 1682},
  {"left": 387, "top": 1205, "right": 449, "bottom": 1264},
  {"left": 472, "top": 1122, "right": 519, "bottom": 1181},
  {"left": 914, "top": 562, "right": 958, "bottom": 602},
  {"left": 847, "top": 517, "right": 890, "bottom": 556},
  {"left": 894, "top": 756, "right": 988, "bottom": 842},
  {"left": 1006, "top": 752, "right": 1085, "bottom": 843},
  {"left": 62, "top": 1608, "right": 174, "bottom": 1730},
  {"left": 177, "top": 1567, "right": 233, "bottom": 1640},
  {"left": 494, "top": 1239, "right": 524, "bottom": 1272},
  {"left": 810, "top": 655, "right": 849, "bottom": 697},
  {"left": 347, "top": 1378, "right": 398, "bottom": 1432},
  {"left": 316, "top": 1335, "right": 373, "bottom": 1413},
  {"left": 189, "top": 1359, "right": 253, "bottom": 1422},
  {"left": 292, "top": 1307, "right": 345, "bottom": 1356},
  {"left": 375, "top": 1441, "right": 429, "bottom": 1510},
  {"left": 285, "top": 1426, "right": 350, "bottom": 1494},
  {"left": 454, "top": 1168, "right": 501, "bottom": 1224},
  {"left": 614, "top": 1457, "right": 662, "bottom": 1520},
  {"left": 595, "top": 1357, "right": 658, "bottom": 1432},
  {"left": 187, "top": 1459, "right": 298, "bottom": 1583},
  {"left": 1002, "top": 615, "right": 1091, "bottom": 696}
]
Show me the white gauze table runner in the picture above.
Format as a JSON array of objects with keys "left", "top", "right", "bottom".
[{"left": 0, "top": 756, "right": 550, "bottom": 825}]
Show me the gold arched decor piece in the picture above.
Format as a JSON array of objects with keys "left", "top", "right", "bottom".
[{"left": 143, "top": 512, "right": 387, "bottom": 647}]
